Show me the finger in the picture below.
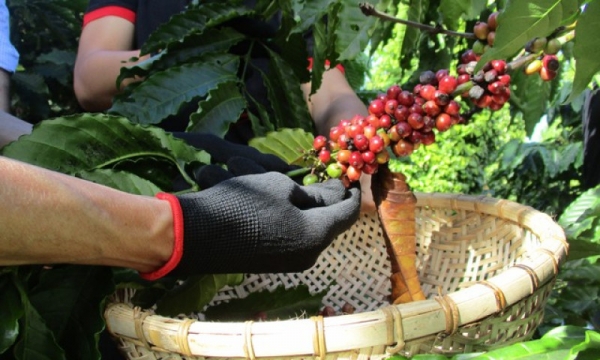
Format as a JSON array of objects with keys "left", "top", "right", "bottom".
[
  {"left": 292, "top": 178, "right": 349, "bottom": 208},
  {"left": 303, "top": 186, "right": 361, "bottom": 230},
  {"left": 194, "top": 164, "right": 234, "bottom": 189},
  {"left": 226, "top": 157, "right": 267, "bottom": 176}
]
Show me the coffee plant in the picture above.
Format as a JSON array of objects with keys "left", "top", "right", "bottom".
[{"left": 2, "top": 0, "right": 600, "bottom": 359}]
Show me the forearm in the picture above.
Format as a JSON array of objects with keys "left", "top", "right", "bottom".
[
  {"left": 0, "top": 110, "right": 32, "bottom": 148},
  {"left": 73, "top": 49, "right": 147, "bottom": 112},
  {"left": 302, "top": 69, "right": 369, "bottom": 136},
  {"left": 0, "top": 157, "right": 173, "bottom": 272}
]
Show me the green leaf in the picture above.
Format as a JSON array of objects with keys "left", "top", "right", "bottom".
[
  {"left": 261, "top": 48, "right": 313, "bottom": 131},
  {"left": 155, "top": 274, "right": 243, "bottom": 316},
  {"left": 512, "top": 71, "right": 552, "bottom": 136},
  {"left": 203, "top": 285, "right": 328, "bottom": 321},
  {"left": 559, "top": 185, "right": 600, "bottom": 237},
  {"left": 77, "top": 169, "right": 163, "bottom": 196},
  {"left": 559, "top": 256, "right": 600, "bottom": 284},
  {"left": 466, "top": 325, "right": 586, "bottom": 359},
  {"left": 440, "top": 0, "right": 488, "bottom": 28},
  {"left": 27, "top": 266, "right": 114, "bottom": 360},
  {"left": 13, "top": 274, "right": 66, "bottom": 360},
  {"left": 187, "top": 81, "right": 246, "bottom": 137},
  {"left": 399, "top": 0, "right": 425, "bottom": 70},
  {"left": 0, "top": 276, "right": 23, "bottom": 354},
  {"left": 109, "top": 54, "right": 239, "bottom": 126},
  {"left": 477, "top": 0, "right": 580, "bottom": 70},
  {"left": 249, "top": 128, "right": 314, "bottom": 165},
  {"left": 141, "top": 4, "right": 252, "bottom": 55},
  {"left": 568, "top": 1, "right": 600, "bottom": 102},
  {"left": 335, "top": 0, "right": 376, "bottom": 61},
  {"left": 0, "top": 114, "right": 209, "bottom": 189},
  {"left": 571, "top": 330, "right": 600, "bottom": 359},
  {"left": 119, "top": 28, "right": 246, "bottom": 84},
  {"left": 288, "top": 0, "right": 330, "bottom": 38}
]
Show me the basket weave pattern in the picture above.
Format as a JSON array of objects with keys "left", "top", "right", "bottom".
[{"left": 105, "top": 193, "right": 568, "bottom": 359}]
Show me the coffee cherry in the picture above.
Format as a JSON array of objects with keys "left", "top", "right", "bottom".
[
  {"left": 376, "top": 150, "right": 390, "bottom": 164},
  {"left": 438, "top": 75, "right": 458, "bottom": 94},
  {"left": 368, "top": 99, "right": 385, "bottom": 117},
  {"left": 386, "top": 84, "right": 402, "bottom": 100},
  {"left": 435, "top": 113, "right": 452, "bottom": 132},
  {"left": 318, "top": 148, "right": 331, "bottom": 163},
  {"left": 385, "top": 99, "right": 399, "bottom": 116},
  {"left": 487, "top": 11, "right": 499, "bottom": 31},
  {"left": 490, "top": 60, "right": 507, "bottom": 74},
  {"left": 407, "top": 112, "right": 425, "bottom": 129},
  {"left": 346, "top": 165, "right": 362, "bottom": 181},
  {"left": 421, "top": 131, "right": 436, "bottom": 145},
  {"left": 379, "top": 114, "right": 392, "bottom": 129},
  {"left": 473, "top": 21, "right": 490, "bottom": 41},
  {"left": 423, "top": 100, "right": 441, "bottom": 117},
  {"left": 369, "top": 135, "right": 386, "bottom": 152},
  {"left": 336, "top": 149, "right": 352, "bottom": 163},
  {"left": 525, "top": 59, "right": 543, "bottom": 75},
  {"left": 497, "top": 74, "right": 511, "bottom": 87},
  {"left": 362, "top": 162, "right": 379, "bottom": 175},
  {"left": 397, "top": 90, "right": 415, "bottom": 107},
  {"left": 394, "top": 105, "right": 410, "bottom": 122},
  {"left": 461, "top": 50, "right": 478, "bottom": 64},
  {"left": 353, "top": 133, "right": 369, "bottom": 151},
  {"left": 544, "top": 38, "right": 562, "bottom": 55},
  {"left": 394, "top": 121, "right": 413, "bottom": 139},
  {"left": 313, "top": 135, "right": 327, "bottom": 151},
  {"left": 326, "top": 163, "right": 343, "bottom": 179},
  {"left": 303, "top": 173, "right": 319, "bottom": 186},
  {"left": 487, "top": 81, "right": 505, "bottom": 95},
  {"left": 444, "top": 100, "right": 461, "bottom": 116},
  {"left": 349, "top": 151, "right": 364, "bottom": 169},
  {"left": 419, "top": 70, "right": 437, "bottom": 85},
  {"left": 472, "top": 40, "right": 486, "bottom": 55},
  {"left": 487, "top": 31, "right": 495, "bottom": 46},
  {"left": 392, "top": 139, "right": 414, "bottom": 157},
  {"left": 542, "top": 55, "right": 560, "bottom": 72},
  {"left": 539, "top": 66, "right": 557, "bottom": 81},
  {"left": 526, "top": 37, "right": 548, "bottom": 53},
  {"left": 419, "top": 84, "right": 437, "bottom": 101},
  {"left": 361, "top": 150, "right": 376, "bottom": 164}
]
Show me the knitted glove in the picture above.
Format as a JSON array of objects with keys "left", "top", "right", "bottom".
[
  {"left": 172, "top": 132, "right": 298, "bottom": 188},
  {"left": 140, "top": 172, "right": 360, "bottom": 280}
]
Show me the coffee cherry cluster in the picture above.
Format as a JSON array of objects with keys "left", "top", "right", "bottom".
[
  {"left": 524, "top": 54, "right": 560, "bottom": 81},
  {"left": 457, "top": 51, "right": 511, "bottom": 111},
  {"left": 471, "top": 11, "right": 499, "bottom": 55},
  {"left": 302, "top": 70, "right": 471, "bottom": 186}
]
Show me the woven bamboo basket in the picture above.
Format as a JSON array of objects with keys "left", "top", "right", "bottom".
[{"left": 104, "top": 192, "right": 568, "bottom": 359}]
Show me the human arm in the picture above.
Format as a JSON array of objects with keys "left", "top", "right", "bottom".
[
  {"left": 0, "top": 156, "right": 173, "bottom": 272},
  {"left": 301, "top": 68, "right": 376, "bottom": 213},
  {"left": 73, "top": 16, "right": 148, "bottom": 111},
  {"left": 0, "top": 156, "right": 360, "bottom": 278},
  {"left": 0, "top": 110, "right": 32, "bottom": 148}
]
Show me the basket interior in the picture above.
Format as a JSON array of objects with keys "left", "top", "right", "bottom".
[{"left": 210, "top": 202, "right": 542, "bottom": 314}]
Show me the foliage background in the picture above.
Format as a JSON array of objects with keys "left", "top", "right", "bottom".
[{"left": 2, "top": 0, "right": 600, "bottom": 358}]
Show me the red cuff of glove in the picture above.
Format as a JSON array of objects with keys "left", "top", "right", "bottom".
[{"left": 139, "top": 193, "right": 185, "bottom": 281}]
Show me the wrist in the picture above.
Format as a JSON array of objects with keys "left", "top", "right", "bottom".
[{"left": 139, "top": 193, "right": 184, "bottom": 280}]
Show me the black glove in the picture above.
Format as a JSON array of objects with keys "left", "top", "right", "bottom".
[
  {"left": 172, "top": 132, "right": 298, "bottom": 189},
  {"left": 140, "top": 172, "right": 360, "bottom": 280}
]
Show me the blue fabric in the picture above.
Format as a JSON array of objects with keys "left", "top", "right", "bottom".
[{"left": 0, "top": 0, "right": 18, "bottom": 72}]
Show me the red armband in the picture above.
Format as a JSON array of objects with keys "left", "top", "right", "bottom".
[
  {"left": 83, "top": 6, "right": 136, "bottom": 27},
  {"left": 307, "top": 58, "right": 345, "bottom": 74},
  {"left": 139, "top": 193, "right": 185, "bottom": 281}
]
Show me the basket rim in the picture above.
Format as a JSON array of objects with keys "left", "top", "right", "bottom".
[{"left": 104, "top": 192, "right": 568, "bottom": 358}]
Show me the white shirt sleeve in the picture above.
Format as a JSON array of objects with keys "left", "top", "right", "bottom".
[{"left": 0, "top": 0, "right": 19, "bottom": 73}]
